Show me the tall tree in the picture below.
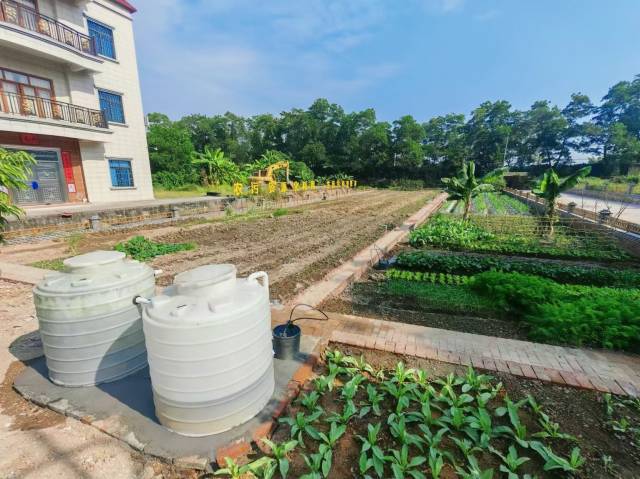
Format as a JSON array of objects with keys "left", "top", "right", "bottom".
[
  {"left": 391, "top": 115, "right": 425, "bottom": 174},
  {"left": 422, "top": 114, "right": 468, "bottom": 177},
  {"left": 465, "top": 101, "right": 513, "bottom": 173},
  {"left": 524, "top": 100, "right": 570, "bottom": 167},
  {"left": 147, "top": 113, "right": 195, "bottom": 174}
]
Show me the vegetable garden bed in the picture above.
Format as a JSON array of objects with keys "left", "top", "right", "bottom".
[{"left": 216, "top": 347, "right": 640, "bottom": 478}]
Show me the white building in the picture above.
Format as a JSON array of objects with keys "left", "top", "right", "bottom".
[{"left": 0, "top": 0, "right": 153, "bottom": 204}]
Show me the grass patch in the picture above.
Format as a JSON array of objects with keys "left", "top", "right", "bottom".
[
  {"left": 31, "top": 258, "right": 65, "bottom": 271},
  {"left": 114, "top": 236, "right": 196, "bottom": 261}
]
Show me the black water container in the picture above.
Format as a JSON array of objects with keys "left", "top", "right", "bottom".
[{"left": 273, "top": 324, "right": 301, "bottom": 360}]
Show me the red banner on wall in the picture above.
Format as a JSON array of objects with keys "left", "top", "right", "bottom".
[{"left": 61, "top": 151, "right": 76, "bottom": 193}]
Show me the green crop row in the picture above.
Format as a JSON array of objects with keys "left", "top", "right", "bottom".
[
  {"left": 409, "top": 215, "right": 630, "bottom": 261},
  {"left": 385, "top": 269, "right": 470, "bottom": 286},
  {"left": 396, "top": 251, "right": 640, "bottom": 288}
]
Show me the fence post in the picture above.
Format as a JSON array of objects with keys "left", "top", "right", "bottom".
[{"left": 89, "top": 215, "right": 101, "bottom": 231}]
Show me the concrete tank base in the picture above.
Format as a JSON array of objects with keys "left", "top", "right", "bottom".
[{"left": 12, "top": 349, "right": 314, "bottom": 468}]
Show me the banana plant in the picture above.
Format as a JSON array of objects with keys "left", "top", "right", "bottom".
[
  {"left": 441, "top": 161, "right": 507, "bottom": 220},
  {"left": 490, "top": 445, "right": 530, "bottom": 478},
  {"left": 356, "top": 422, "right": 385, "bottom": 478},
  {"left": 531, "top": 166, "right": 591, "bottom": 237},
  {"left": 260, "top": 439, "right": 298, "bottom": 479},
  {"left": 529, "top": 442, "right": 585, "bottom": 472},
  {"left": 385, "top": 444, "right": 427, "bottom": 479},
  {"left": 279, "top": 410, "right": 322, "bottom": 447}
]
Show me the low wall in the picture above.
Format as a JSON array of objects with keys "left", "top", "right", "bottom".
[
  {"left": 567, "top": 188, "right": 640, "bottom": 205},
  {"left": 2, "top": 188, "right": 357, "bottom": 244}
]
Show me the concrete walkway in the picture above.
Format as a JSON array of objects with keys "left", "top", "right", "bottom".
[{"left": 280, "top": 311, "right": 640, "bottom": 397}]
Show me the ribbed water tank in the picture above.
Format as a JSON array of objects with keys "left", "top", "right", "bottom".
[
  {"left": 33, "top": 250, "right": 155, "bottom": 387},
  {"left": 142, "top": 264, "right": 274, "bottom": 436}
]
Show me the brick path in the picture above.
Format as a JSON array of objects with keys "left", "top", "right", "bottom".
[{"left": 274, "top": 310, "right": 640, "bottom": 397}]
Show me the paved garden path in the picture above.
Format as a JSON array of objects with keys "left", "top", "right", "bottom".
[{"left": 274, "top": 310, "right": 640, "bottom": 398}]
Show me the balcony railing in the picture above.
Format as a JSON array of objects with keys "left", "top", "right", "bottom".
[
  {"left": 0, "top": 91, "right": 108, "bottom": 129},
  {"left": 0, "top": 0, "right": 96, "bottom": 56}
]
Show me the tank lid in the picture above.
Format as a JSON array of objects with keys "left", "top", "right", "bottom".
[
  {"left": 63, "top": 250, "right": 126, "bottom": 272},
  {"left": 174, "top": 264, "right": 236, "bottom": 290}
]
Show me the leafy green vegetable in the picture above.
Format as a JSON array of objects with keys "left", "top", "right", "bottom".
[{"left": 113, "top": 235, "right": 195, "bottom": 261}]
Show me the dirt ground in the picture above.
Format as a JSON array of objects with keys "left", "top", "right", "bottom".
[
  {"left": 0, "top": 190, "right": 435, "bottom": 478},
  {"left": 2, "top": 190, "right": 435, "bottom": 302}
]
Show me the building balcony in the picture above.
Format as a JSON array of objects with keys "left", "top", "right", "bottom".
[
  {"left": 0, "top": 0, "right": 103, "bottom": 72},
  {"left": 0, "top": 91, "right": 112, "bottom": 142}
]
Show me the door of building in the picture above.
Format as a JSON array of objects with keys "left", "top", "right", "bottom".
[{"left": 9, "top": 148, "right": 67, "bottom": 204}]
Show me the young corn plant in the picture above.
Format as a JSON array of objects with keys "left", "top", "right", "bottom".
[
  {"left": 260, "top": 439, "right": 298, "bottom": 479},
  {"left": 530, "top": 442, "right": 585, "bottom": 473},
  {"left": 385, "top": 444, "right": 427, "bottom": 479},
  {"left": 490, "top": 445, "right": 530, "bottom": 478},
  {"left": 356, "top": 422, "right": 385, "bottom": 478},
  {"left": 279, "top": 410, "right": 322, "bottom": 447}
]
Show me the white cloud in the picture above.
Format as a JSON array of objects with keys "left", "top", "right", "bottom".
[{"left": 133, "top": 0, "right": 400, "bottom": 117}]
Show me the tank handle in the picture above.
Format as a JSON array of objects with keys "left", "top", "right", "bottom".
[{"left": 248, "top": 271, "right": 269, "bottom": 292}]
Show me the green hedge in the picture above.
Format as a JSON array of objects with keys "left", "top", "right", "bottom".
[
  {"left": 469, "top": 271, "right": 640, "bottom": 351},
  {"left": 396, "top": 251, "right": 640, "bottom": 287}
]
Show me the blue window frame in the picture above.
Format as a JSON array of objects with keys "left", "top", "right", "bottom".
[
  {"left": 109, "top": 159, "right": 134, "bottom": 188},
  {"left": 87, "top": 19, "right": 115, "bottom": 59},
  {"left": 98, "top": 90, "right": 125, "bottom": 124}
]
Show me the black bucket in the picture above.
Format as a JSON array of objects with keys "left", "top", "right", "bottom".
[{"left": 273, "top": 324, "right": 301, "bottom": 360}]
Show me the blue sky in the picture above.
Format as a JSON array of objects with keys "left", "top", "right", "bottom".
[{"left": 133, "top": 0, "right": 640, "bottom": 122}]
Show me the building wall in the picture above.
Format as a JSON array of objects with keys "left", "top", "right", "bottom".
[
  {"left": 0, "top": 0, "right": 153, "bottom": 204},
  {"left": 0, "top": 131, "right": 88, "bottom": 202},
  {"left": 79, "top": 0, "right": 153, "bottom": 203}
]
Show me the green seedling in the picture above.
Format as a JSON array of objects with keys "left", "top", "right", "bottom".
[
  {"left": 247, "top": 456, "right": 278, "bottom": 479},
  {"left": 490, "top": 445, "right": 530, "bottom": 477},
  {"left": 385, "top": 444, "right": 427, "bottom": 479},
  {"left": 388, "top": 413, "right": 423, "bottom": 449},
  {"left": 318, "top": 421, "right": 346, "bottom": 449},
  {"left": 463, "top": 367, "right": 492, "bottom": 392},
  {"left": 465, "top": 407, "right": 510, "bottom": 448},
  {"left": 603, "top": 393, "right": 615, "bottom": 417},
  {"left": 392, "top": 362, "right": 417, "bottom": 384},
  {"left": 343, "top": 354, "right": 375, "bottom": 375},
  {"left": 215, "top": 456, "right": 263, "bottom": 478},
  {"left": 451, "top": 437, "right": 483, "bottom": 459},
  {"left": 260, "top": 439, "right": 298, "bottom": 479},
  {"left": 341, "top": 373, "right": 366, "bottom": 406},
  {"left": 427, "top": 448, "right": 445, "bottom": 479},
  {"left": 313, "top": 374, "right": 334, "bottom": 394},
  {"left": 530, "top": 442, "right": 585, "bottom": 472},
  {"left": 496, "top": 396, "right": 530, "bottom": 447},
  {"left": 300, "top": 450, "right": 324, "bottom": 479},
  {"left": 356, "top": 422, "right": 385, "bottom": 478},
  {"left": 418, "top": 424, "right": 449, "bottom": 449},
  {"left": 455, "top": 455, "right": 494, "bottom": 479},
  {"left": 299, "top": 391, "right": 323, "bottom": 415},
  {"left": 326, "top": 401, "right": 357, "bottom": 425},
  {"left": 360, "top": 383, "right": 385, "bottom": 417},
  {"left": 602, "top": 454, "right": 614, "bottom": 474},
  {"left": 434, "top": 373, "right": 464, "bottom": 400},
  {"left": 279, "top": 410, "right": 321, "bottom": 447},
  {"left": 609, "top": 417, "right": 631, "bottom": 433}
]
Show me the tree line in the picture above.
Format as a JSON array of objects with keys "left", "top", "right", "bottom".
[{"left": 147, "top": 74, "right": 640, "bottom": 188}]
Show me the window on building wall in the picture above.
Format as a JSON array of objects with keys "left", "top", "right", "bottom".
[
  {"left": 87, "top": 19, "right": 115, "bottom": 59},
  {"left": 98, "top": 90, "right": 125, "bottom": 123},
  {"left": 109, "top": 159, "right": 134, "bottom": 188}
]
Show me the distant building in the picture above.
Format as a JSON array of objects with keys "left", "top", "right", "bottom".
[{"left": 0, "top": 0, "right": 153, "bottom": 204}]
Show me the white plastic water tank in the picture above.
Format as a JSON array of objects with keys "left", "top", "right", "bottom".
[
  {"left": 142, "top": 264, "right": 274, "bottom": 436},
  {"left": 33, "top": 250, "right": 155, "bottom": 386}
]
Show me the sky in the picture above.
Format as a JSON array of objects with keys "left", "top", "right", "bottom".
[{"left": 133, "top": 0, "right": 640, "bottom": 123}]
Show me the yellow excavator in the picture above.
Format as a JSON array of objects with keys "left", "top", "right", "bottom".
[{"left": 249, "top": 161, "right": 294, "bottom": 188}]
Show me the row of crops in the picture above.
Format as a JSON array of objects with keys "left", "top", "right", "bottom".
[
  {"left": 445, "top": 192, "right": 531, "bottom": 216},
  {"left": 383, "top": 193, "right": 640, "bottom": 353}
]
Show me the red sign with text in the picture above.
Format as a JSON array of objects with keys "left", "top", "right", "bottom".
[{"left": 61, "top": 151, "right": 76, "bottom": 193}]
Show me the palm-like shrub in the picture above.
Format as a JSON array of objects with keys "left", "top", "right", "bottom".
[
  {"left": 191, "top": 146, "right": 243, "bottom": 186},
  {"left": 532, "top": 166, "right": 591, "bottom": 236},
  {"left": 441, "top": 161, "right": 506, "bottom": 220},
  {"left": 0, "top": 148, "right": 36, "bottom": 241}
]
